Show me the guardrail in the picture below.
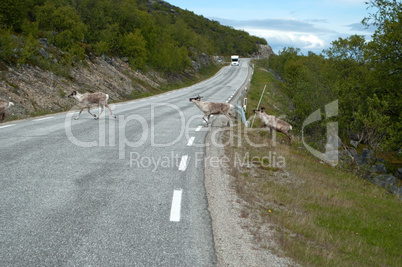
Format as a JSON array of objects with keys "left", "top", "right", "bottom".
[
  {"left": 234, "top": 91, "right": 248, "bottom": 127},
  {"left": 234, "top": 63, "right": 254, "bottom": 127}
]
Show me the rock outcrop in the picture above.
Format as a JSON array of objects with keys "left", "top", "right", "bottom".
[
  {"left": 252, "top": 44, "right": 275, "bottom": 58},
  {"left": 340, "top": 146, "right": 401, "bottom": 197},
  {"left": 0, "top": 57, "right": 169, "bottom": 119}
]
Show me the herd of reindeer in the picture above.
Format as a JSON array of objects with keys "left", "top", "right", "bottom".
[{"left": 1, "top": 91, "right": 292, "bottom": 144}]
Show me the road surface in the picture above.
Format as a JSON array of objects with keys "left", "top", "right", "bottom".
[{"left": 0, "top": 59, "right": 250, "bottom": 266}]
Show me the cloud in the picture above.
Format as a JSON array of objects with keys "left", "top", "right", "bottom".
[
  {"left": 212, "top": 16, "right": 374, "bottom": 55},
  {"left": 216, "top": 18, "right": 335, "bottom": 34},
  {"left": 305, "top": 19, "right": 330, "bottom": 24},
  {"left": 299, "top": 35, "right": 325, "bottom": 49},
  {"left": 346, "top": 23, "right": 376, "bottom": 33},
  {"left": 334, "top": 0, "right": 365, "bottom": 3},
  {"left": 213, "top": 17, "right": 334, "bottom": 54},
  {"left": 244, "top": 28, "right": 326, "bottom": 54}
]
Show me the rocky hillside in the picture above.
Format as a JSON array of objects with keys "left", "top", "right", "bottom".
[
  {"left": 0, "top": 54, "right": 219, "bottom": 120},
  {"left": 0, "top": 56, "right": 162, "bottom": 119},
  {"left": 0, "top": 43, "right": 273, "bottom": 120},
  {"left": 252, "top": 45, "right": 274, "bottom": 58},
  {"left": 0, "top": 0, "right": 274, "bottom": 120}
]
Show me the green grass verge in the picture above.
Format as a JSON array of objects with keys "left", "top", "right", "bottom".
[{"left": 224, "top": 59, "right": 402, "bottom": 266}]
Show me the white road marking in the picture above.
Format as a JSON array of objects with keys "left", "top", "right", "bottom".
[
  {"left": 195, "top": 126, "right": 202, "bottom": 132},
  {"left": 0, "top": 124, "right": 15, "bottom": 129},
  {"left": 33, "top": 117, "right": 54, "bottom": 121},
  {"left": 187, "top": 136, "right": 195, "bottom": 146},
  {"left": 178, "top": 155, "right": 188, "bottom": 171},
  {"left": 170, "top": 189, "right": 183, "bottom": 222}
]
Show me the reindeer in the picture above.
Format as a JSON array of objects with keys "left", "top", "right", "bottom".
[
  {"left": 253, "top": 107, "right": 292, "bottom": 144},
  {"left": 68, "top": 90, "right": 116, "bottom": 120},
  {"left": 0, "top": 99, "right": 14, "bottom": 122},
  {"left": 189, "top": 95, "right": 235, "bottom": 126}
]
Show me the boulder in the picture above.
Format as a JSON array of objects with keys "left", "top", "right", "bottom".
[
  {"left": 370, "top": 163, "right": 387, "bottom": 174},
  {"left": 389, "top": 185, "right": 402, "bottom": 197},
  {"left": 39, "top": 48, "right": 48, "bottom": 58},
  {"left": 349, "top": 149, "right": 364, "bottom": 166},
  {"left": 339, "top": 150, "right": 353, "bottom": 166},
  {"left": 371, "top": 174, "right": 396, "bottom": 189},
  {"left": 395, "top": 168, "right": 402, "bottom": 180},
  {"left": 38, "top": 38, "right": 48, "bottom": 47},
  {"left": 350, "top": 140, "right": 359, "bottom": 148},
  {"left": 361, "top": 148, "right": 374, "bottom": 165}
]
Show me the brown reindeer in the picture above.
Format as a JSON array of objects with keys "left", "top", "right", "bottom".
[
  {"left": 68, "top": 90, "right": 116, "bottom": 120},
  {"left": 253, "top": 107, "right": 292, "bottom": 144},
  {"left": 189, "top": 95, "right": 235, "bottom": 126},
  {"left": 0, "top": 99, "right": 14, "bottom": 122}
]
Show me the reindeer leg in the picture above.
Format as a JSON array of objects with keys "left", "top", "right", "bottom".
[
  {"left": 286, "top": 132, "right": 292, "bottom": 144},
  {"left": 87, "top": 107, "right": 96, "bottom": 118},
  {"left": 203, "top": 114, "right": 209, "bottom": 126},
  {"left": 75, "top": 108, "right": 84, "bottom": 120},
  {"left": 224, "top": 113, "right": 232, "bottom": 126},
  {"left": 105, "top": 103, "right": 116, "bottom": 118},
  {"left": 207, "top": 114, "right": 212, "bottom": 126}
]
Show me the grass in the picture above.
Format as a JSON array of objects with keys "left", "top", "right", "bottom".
[
  {"left": 127, "top": 63, "right": 223, "bottom": 100},
  {"left": 159, "top": 62, "right": 223, "bottom": 92},
  {"left": 223, "top": 59, "right": 402, "bottom": 266}
]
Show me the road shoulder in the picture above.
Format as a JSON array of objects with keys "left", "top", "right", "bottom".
[{"left": 204, "top": 117, "right": 296, "bottom": 267}]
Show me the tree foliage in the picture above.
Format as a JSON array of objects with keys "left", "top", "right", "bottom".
[
  {"left": 0, "top": 0, "right": 266, "bottom": 72},
  {"left": 267, "top": 0, "right": 401, "bottom": 152}
]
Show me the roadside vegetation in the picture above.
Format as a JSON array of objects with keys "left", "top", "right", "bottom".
[
  {"left": 0, "top": 0, "right": 264, "bottom": 120},
  {"left": 263, "top": 0, "right": 400, "bottom": 167},
  {"left": 225, "top": 1, "right": 401, "bottom": 265},
  {"left": 0, "top": 0, "right": 266, "bottom": 73},
  {"left": 225, "top": 60, "right": 401, "bottom": 266}
]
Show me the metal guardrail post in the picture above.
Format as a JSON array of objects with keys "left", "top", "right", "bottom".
[{"left": 233, "top": 63, "right": 254, "bottom": 127}]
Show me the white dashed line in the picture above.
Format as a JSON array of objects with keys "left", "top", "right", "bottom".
[
  {"left": 187, "top": 136, "right": 195, "bottom": 146},
  {"left": 195, "top": 126, "right": 202, "bottom": 132},
  {"left": 178, "top": 155, "right": 189, "bottom": 171},
  {"left": 170, "top": 189, "right": 183, "bottom": 222}
]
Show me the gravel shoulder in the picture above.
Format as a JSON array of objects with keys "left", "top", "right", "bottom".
[{"left": 204, "top": 117, "right": 297, "bottom": 267}]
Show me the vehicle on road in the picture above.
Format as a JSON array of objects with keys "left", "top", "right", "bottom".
[{"left": 231, "top": 55, "right": 239, "bottom": 66}]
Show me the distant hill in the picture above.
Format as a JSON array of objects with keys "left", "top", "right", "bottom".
[
  {"left": 0, "top": 0, "right": 269, "bottom": 72},
  {"left": 0, "top": 0, "right": 272, "bottom": 119}
]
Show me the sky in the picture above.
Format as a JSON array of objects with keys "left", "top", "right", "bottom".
[{"left": 167, "top": 0, "right": 376, "bottom": 55}]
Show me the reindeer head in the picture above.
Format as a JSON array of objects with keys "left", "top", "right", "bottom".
[
  {"left": 254, "top": 107, "right": 266, "bottom": 114},
  {"left": 189, "top": 95, "right": 203, "bottom": 102},
  {"left": 68, "top": 90, "right": 78, "bottom": 98}
]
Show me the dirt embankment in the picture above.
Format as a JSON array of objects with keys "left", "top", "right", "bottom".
[
  {"left": 0, "top": 57, "right": 169, "bottom": 120},
  {"left": 0, "top": 55, "right": 217, "bottom": 120}
]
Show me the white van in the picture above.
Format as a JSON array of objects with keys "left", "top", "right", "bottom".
[{"left": 231, "top": 55, "right": 239, "bottom": 66}]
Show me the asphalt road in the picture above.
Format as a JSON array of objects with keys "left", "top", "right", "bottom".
[{"left": 0, "top": 59, "right": 250, "bottom": 266}]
